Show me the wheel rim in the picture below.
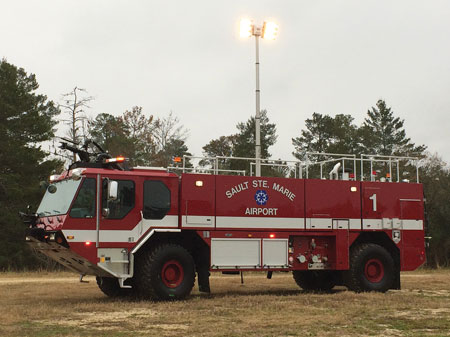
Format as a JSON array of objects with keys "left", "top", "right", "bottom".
[
  {"left": 364, "top": 258, "right": 384, "bottom": 283},
  {"left": 161, "top": 260, "right": 184, "bottom": 288}
]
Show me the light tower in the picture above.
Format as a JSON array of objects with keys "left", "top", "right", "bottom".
[{"left": 240, "top": 19, "right": 279, "bottom": 177}]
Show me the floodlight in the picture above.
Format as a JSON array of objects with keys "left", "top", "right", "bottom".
[
  {"left": 262, "top": 21, "right": 279, "bottom": 40},
  {"left": 240, "top": 19, "right": 253, "bottom": 38}
]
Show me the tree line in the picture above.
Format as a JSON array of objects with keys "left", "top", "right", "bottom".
[{"left": 1, "top": 59, "right": 449, "bottom": 269}]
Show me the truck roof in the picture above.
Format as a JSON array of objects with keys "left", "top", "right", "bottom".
[{"left": 52, "top": 167, "right": 179, "bottom": 180}]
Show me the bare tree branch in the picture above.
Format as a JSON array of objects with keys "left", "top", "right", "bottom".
[{"left": 58, "top": 87, "right": 94, "bottom": 162}]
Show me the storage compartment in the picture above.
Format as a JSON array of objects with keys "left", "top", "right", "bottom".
[
  {"left": 262, "top": 239, "right": 288, "bottom": 268},
  {"left": 211, "top": 238, "right": 260, "bottom": 269}
]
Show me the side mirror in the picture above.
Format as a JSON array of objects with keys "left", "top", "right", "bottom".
[
  {"left": 40, "top": 181, "right": 49, "bottom": 190},
  {"left": 102, "top": 208, "right": 110, "bottom": 217},
  {"left": 108, "top": 181, "right": 118, "bottom": 201}
]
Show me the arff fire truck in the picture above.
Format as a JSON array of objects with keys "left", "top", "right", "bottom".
[{"left": 23, "top": 141, "right": 426, "bottom": 300}]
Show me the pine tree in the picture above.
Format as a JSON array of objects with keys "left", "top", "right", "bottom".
[
  {"left": 121, "top": 106, "right": 155, "bottom": 166},
  {"left": 88, "top": 113, "right": 133, "bottom": 159},
  {"left": 361, "top": 100, "right": 425, "bottom": 156},
  {"left": 292, "top": 113, "right": 360, "bottom": 161},
  {"left": 419, "top": 153, "right": 450, "bottom": 267},
  {"left": 233, "top": 110, "right": 277, "bottom": 159},
  {"left": 292, "top": 113, "right": 335, "bottom": 161},
  {"left": 0, "top": 59, "right": 61, "bottom": 270}
]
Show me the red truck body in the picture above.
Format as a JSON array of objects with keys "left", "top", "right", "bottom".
[{"left": 26, "top": 164, "right": 426, "bottom": 299}]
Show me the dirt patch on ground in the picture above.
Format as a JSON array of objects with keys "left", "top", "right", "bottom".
[
  {"left": 38, "top": 308, "right": 163, "bottom": 331},
  {"left": 403, "top": 288, "right": 450, "bottom": 297}
]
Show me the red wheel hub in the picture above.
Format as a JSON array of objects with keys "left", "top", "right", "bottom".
[
  {"left": 364, "top": 258, "right": 384, "bottom": 283},
  {"left": 161, "top": 260, "right": 184, "bottom": 288}
]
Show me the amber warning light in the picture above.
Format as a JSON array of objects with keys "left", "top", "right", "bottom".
[
  {"left": 105, "top": 156, "right": 126, "bottom": 163},
  {"left": 173, "top": 157, "right": 182, "bottom": 163}
]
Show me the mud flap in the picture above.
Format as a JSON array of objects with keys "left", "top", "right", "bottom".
[
  {"left": 195, "top": 245, "right": 211, "bottom": 293},
  {"left": 198, "top": 268, "right": 211, "bottom": 293},
  {"left": 392, "top": 265, "right": 401, "bottom": 290}
]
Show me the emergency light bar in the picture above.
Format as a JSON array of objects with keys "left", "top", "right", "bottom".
[{"left": 104, "top": 156, "right": 126, "bottom": 164}]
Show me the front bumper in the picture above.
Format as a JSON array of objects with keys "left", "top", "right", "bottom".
[{"left": 26, "top": 235, "right": 109, "bottom": 277}]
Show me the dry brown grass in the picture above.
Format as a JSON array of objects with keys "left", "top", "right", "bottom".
[{"left": 1, "top": 269, "right": 450, "bottom": 337}]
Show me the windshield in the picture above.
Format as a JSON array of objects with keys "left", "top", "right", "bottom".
[{"left": 37, "top": 179, "right": 82, "bottom": 216}]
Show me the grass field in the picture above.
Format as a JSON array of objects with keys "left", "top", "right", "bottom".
[{"left": 1, "top": 270, "right": 450, "bottom": 337}]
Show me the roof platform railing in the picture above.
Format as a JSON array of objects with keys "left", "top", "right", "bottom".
[{"left": 173, "top": 153, "right": 420, "bottom": 183}]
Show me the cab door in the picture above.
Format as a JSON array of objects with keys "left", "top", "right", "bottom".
[
  {"left": 99, "top": 174, "right": 179, "bottom": 245},
  {"left": 98, "top": 175, "right": 140, "bottom": 244},
  {"left": 97, "top": 175, "right": 140, "bottom": 277}
]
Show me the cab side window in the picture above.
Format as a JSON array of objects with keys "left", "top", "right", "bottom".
[
  {"left": 102, "top": 179, "right": 135, "bottom": 219},
  {"left": 143, "top": 180, "right": 171, "bottom": 219},
  {"left": 70, "top": 178, "right": 96, "bottom": 218}
]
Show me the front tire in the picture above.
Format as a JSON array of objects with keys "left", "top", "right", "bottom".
[
  {"left": 347, "top": 243, "right": 395, "bottom": 292},
  {"left": 135, "top": 244, "right": 196, "bottom": 300},
  {"left": 96, "top": 277, "right": 131, "bottom": 297},
  {"left": 293, "top": 270, "right": 336, "bottom": 291}
]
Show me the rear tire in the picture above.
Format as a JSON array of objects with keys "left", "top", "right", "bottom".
[
  {"left": 347, "top": 243, "right": 395, "bottom": 292},
  {"left": 293, "top": 271, "right": 336, "bottom": 291},
  {"left": 135, "top": 244, "right": 195, "bottom": 300}
]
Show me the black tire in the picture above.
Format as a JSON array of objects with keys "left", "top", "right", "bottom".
[
  {"left": 96, "top": 277, "right": 131, "bottom": 297},
  {"left": 135, "top": 244, "right": 195, "bottom": 301},
  {"left": 293, "top": 270, "right": 336, "bottom": 291},
  {"left": 347, "top": 243, "right": 395, "bottom": 292}
]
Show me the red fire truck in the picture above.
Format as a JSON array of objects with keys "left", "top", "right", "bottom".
[{"left": 24, "top": 141, "right": 426, "bottom": 300}]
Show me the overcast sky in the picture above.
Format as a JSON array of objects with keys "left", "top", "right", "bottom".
[{"left": 2, "top": 0, "right": 450, "bottom": 163}]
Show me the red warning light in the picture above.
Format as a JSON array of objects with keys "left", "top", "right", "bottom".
[
  {"left": 269, "top": 234, "right": 276, "bottom": 239},
  {"left": 85, "top": 241, "right": 92, "bottom": 246}
]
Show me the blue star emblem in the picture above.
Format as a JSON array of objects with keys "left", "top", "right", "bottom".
[{"left": 254, "top": 190, "right": 268, "bottom": 205}]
